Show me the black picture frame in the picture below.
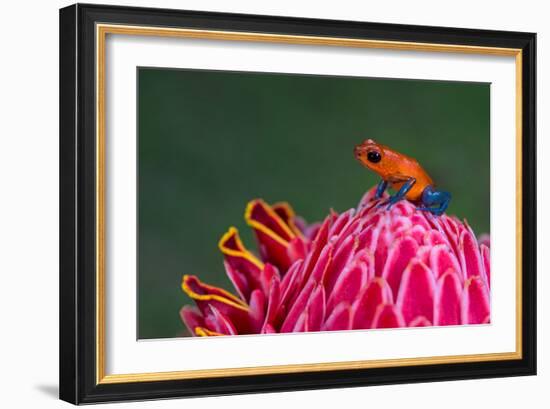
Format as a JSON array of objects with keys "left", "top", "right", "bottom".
[{"left": 59, "top": 3, "right": 536, "bottom": 404}]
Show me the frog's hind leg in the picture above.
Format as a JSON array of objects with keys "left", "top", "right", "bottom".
[{"left": 417, "top": 185, "right": 451, "bottom": 216}]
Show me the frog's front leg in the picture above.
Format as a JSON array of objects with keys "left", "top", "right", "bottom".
[
  {"left": 417, "top": 185, "right": 451, "bottom": 216},
  {"left": 377, "top": 177, "right": 416, "bottom": 210},
  {"left": 375, "top": 179, "right": 388, "bottom": 199}
]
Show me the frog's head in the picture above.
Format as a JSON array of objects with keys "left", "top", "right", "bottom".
[{"left": 354, "top": 139, "right": 385, "bottom": 172}]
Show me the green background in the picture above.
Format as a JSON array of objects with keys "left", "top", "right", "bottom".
[{"left": 138, "top": 68, "right": 490, "bottom": 339}]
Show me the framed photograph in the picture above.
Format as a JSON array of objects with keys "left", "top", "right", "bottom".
[{"left": 59, "top": 3, "right": 536, "bottom": 404}]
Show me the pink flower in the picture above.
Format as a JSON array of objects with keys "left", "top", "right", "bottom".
[{"left": 180, "top": 187, "right": 490, "bottom": 336}]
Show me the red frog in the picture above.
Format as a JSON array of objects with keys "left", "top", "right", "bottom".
[{"left": 354, "top": 139, "right": 451, "bottom": 216}]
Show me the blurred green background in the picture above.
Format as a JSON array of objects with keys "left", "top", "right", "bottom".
[{"left": 138, "top": 68, "right": 489, "bottom": 339}]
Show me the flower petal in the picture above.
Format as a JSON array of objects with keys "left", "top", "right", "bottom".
[
  {"left": 219, "top": 227, "right": 264, "bottom": 301},
  {"left": 395, "top": 259, "right": 436, "bottom": 325},
  {"left": 258, "top": 263, "right": 280, "bottom": 296},
  {"left": 372, "top": 304, "right": 405, "bottom": 329},
  {"left": 409, "top": 316, "right": 432, "bottom": 327},
  {"left": 329, "top": 209, "right": 354, "bottom": 237},
  {"left": 223, "top": 261, "right": 249, "bottom": 302},
  {"left": 206, "top": 305, "right": 238, "bottom": 335},
  {"left": 248, "top": 289, "right": 266, "bottom": 332},
  {"left": 294, "top": 285, "right": 326, "bottom": 332},
  {"left": 322, "top": 302, "right": 352, "bottom": 331},
  {"left": 382, "top": 237, "right": 419, "bottom": 298},
  {"left": 179, "top": 305, "right": 205, "bottom": 336},
  {"left": 279, "top": 259, "right": 304, "bottom": 312},
  {"left": 327, "top": 262, "right": 368, "bottom": 312},
  {"left": 195, "top": 327, "right": 223, "bottom": 337},
  {"left": 478, "top": 234, "right": 491, "bottom": 248},
  {"left": 459, "top": 229, "right": 486, "bottom": 283},
  {"left": 309, "top": 243, "right": 333, "bottom": 283},
  {"left": 462, "top": 276, "right": 490, "bottom": 324},
  {"left": 423, "top": 230, "right": 448, "bottom": 247},
  {"left": 374, "top": 225, "right": 390, "bottom": 277},
  {"left": 245, "top": 199, "right": 297, "bottom": 271},
  {"left": 351, "top": 277, "right": 393, "bottom": 329},
  {"left": 181, "top": 275, "right": 251, "bottom": 332},
  {"left": 299, "top": 216, "right": 331, "bottom": 284},
  {"left": 272, "top": 202, "right": 305, "bottom": 239},
  {"left": 429, "top": 244, "right": 462, "bottom": 280},
  {"left": 481, "top": 244, "right": 491, "bottom": 288},
  {"left": 324, "top": 235, "right": 355, "bottom": 294},
  {"left": 262, "top": 276, "right": 281, "bottom": 331},
  {"left": 305, "top": 286, "right": 326, "bottom": 332},
  {"left": 287, "top": 237, "right": 308, "bottom": 263},
  {"left": 280, "top": 280, "right": 316, "bottom": 333},
  {"left": 434, "top": 270, "right": 462, "bottom": 326}
]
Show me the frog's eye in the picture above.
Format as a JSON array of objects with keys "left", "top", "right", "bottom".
[{"left": 367, "top": 150, "right": 382, "bottom": 163}]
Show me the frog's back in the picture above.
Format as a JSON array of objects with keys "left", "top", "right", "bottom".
[{"left": 392, "top": 155, "right": 433, "bottom": 202}]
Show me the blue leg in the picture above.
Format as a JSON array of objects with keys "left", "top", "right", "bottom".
[
  {"left": 377, "top": 178, "right": 416, "bottom": 210},
  {"left": 375, "top": 180, "right": 388, "bottom": 199},
  {"left": 418, "top": 185, "right": 451, "bottom": 216}
]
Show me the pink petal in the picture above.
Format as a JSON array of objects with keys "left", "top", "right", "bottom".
[
  {"left": 459, "top": 229, "right": 486, "bottom": 283},
  {"left": 181, "top": 275, "right": 250, "bottom": 329},
  {"left": 423, "top": 230, "right": 448, "bottom": 247},
  {"left": 352, "top": 249, "right": 375, "bottom": 283},
  {"left": 351, "top": 278, "right": 393, "bottom": 329},
  {"left": 219, "top": 227, "right": 264, "bottom": 302},
  {"left": 309, "top": 243, "right": 333, "bottom": 283},
  {"left": 382, "top": 237, "right": 419, "bottom": 298},
  {"left": 481, "top": 244, "right": 491, "bottom": 288},
  {"left": 372, "top": 304, "right": 405, "bottom": 329},
  {"left": 248, "top": 289, "right": 266, "bottom": 332},
  {"left": 429, "top": 244, "right": 462, "bottom": 280},
  {"left": 223, "top": 261, "right": 250, "bottom": 302},
  {"left": 324, "top": 235, "right": 355, "bottom": 294},
  {"left": 299, "top": 216, "right": 331, "bottom": 284},
  {"left": 333, "top": 219, "right": 361, "bottom": 248},
  {"left": 329, "top": 209, "right": 354, "bottom": 237},
  {"left": 322, "top": 302, "right": 352, "bottom": 331},
  {"left": 246, "top": 199, "right": 295, "bottom": 241},
  {"left": 462, "top": 276, "right": 491, "bottom": 324},
  {"left": 303, "top": 222, "right": 322, "bottom": 241},
  {"left": 207, "top": 305, "right": 238, "bottom": 335},
  {"left": 374, "top": 225, "right": 390, "bottom": 277},
  {"left": 245, "top": 199, "right": 297, "bottom": 271},
  {"left": 271, "top": 202, "right": 306, "bottom": 239},
  {"left": 395, "top": 259, "right": 436, "bottom": 325},
  {"left": 357, "top": 225, "right": 379, "bottom": 254},
  {"left": 434, "top": 270, "right": 462, "bottom": 326},
  {"left": 407, "top": 225, "right": 427, "bottom": 244},
  {"left": 179, "top": 305, "right": 205, "bottom": 336},
  {"left": 301, "top": 285, "right": 326, "bottom": 332},
  {"left": 262, "top": 276, "right": 281, "bottom": 331},
  {"left": 326, "top": 262, "right": 368, "bottom": 312},
  {"left": 287, "top": 237, "right": 308, "bottom": 263},
  {"left": 478, "top": 234, "right": 491, "bottom": 248},
  {"left": 390, "top": 216, "right": 412, "bottom": 235},
  {"left": 409, "top": 316, "right": 432, "bottom": 327},
  {"left": 279, "top": 259, "right": 304, "bottom": 311},
  {"left": 262, "top": 324, "right": 276, "bottom": 334},
  {"left": 280, "top": 280, "right": 315, "bottom": 333},
  {"left": 258, "top": 263, "right": 280, "bottom": 296},
  {"left": 411, "top": 213, "right": 431, "bottom": 230},
  {"left": 392, "top": 201, "right": 414, "bottom": 217},
  {"left": 416, "top": 245, "right": 431, "bottom": 265}
]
